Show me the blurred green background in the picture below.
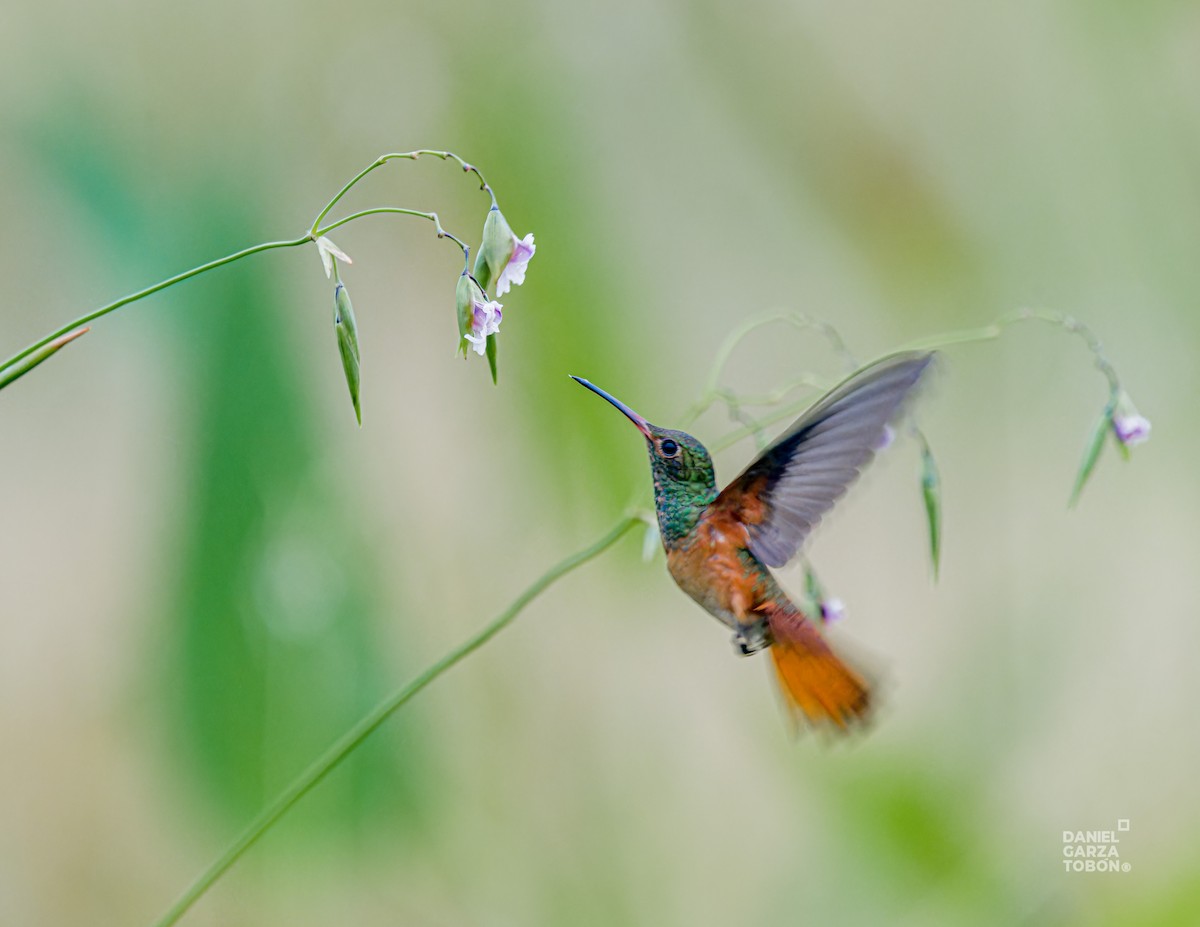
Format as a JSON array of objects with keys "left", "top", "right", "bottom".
[{"left": 1, "top": 2, "right": 1197, "bottom": 925}]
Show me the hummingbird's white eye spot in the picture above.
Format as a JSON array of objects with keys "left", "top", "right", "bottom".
[{"left": 659, "top": 438, "right": 679, "bottom": 457}]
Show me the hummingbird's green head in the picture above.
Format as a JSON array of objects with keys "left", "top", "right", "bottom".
[
  {"left": 639, "top": 426, "right": 715, "bottom": 491},
  {"left": 571, "top": 377, "right": 718, "bottom": 544}
]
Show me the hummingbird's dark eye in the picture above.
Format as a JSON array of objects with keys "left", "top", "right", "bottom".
[{"left": 659, "top": 438, "right": 679, "bottom": 457}]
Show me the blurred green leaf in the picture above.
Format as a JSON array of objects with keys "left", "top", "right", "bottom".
[
  {"left": 169, "top": 230, "right": 427, "bottom": 835},
  {"left": 25, "top": 116, "right": 433, "bottom": 841},
  {"left": 821, "top": 755, "right": 1013, "bottom": 922}
]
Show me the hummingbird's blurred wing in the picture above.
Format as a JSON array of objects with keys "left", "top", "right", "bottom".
[{"left": 713, "top": 351, "right": 934, "bottom": 568}]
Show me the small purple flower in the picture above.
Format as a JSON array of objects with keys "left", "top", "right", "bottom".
[
  {"left": 1111, "top": 391, "right": 1151, "bottom": 448},
  {"left": 819, "top": 597, "right": 845, "bottom": 624},
  {"left": 495, "top": 233, "right": 535, "bottom": 297},
  {"left": 463, "top": 298, "right": 503, "bottom": 356},
  {"left": 1112, "top": 414, "right": 1150, "bottom": 446}
]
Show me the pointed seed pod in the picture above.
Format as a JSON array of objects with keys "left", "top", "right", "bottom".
[
  {"left": 334, "top": 282, "right": 361, "bottom": 425},
  {"left": 1069, "top": 398, "right": 1114, "bottom": 508},
  {"left": 0, "top": 327, "right": 89, "bottom": 392},
  {"left": 485, "top": 332, "right": 499, "bottom": 384},
  {"left": 456, "top": 271, "right": 482, "bottom": 356},
  {"left": 919, "top": 437, "right": 942, "bottom": 578}
]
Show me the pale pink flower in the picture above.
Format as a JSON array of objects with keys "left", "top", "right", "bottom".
[
  {"left": 1112, "top": 412, "right": 1151, "bottom": 447},
  {"left": 495, "top": 233, "right": 535, "bottom": 297},
  {"left": 1111, "top": 391, "right": 1151, "bottom": 447},
  {"left": 463, "top": 299, "right": 503, "bottom": 356}
]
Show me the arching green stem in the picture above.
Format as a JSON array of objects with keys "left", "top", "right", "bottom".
[
  {"left": 149, "top": 515, "right": 640, "bottom": 927},
  {"left": 309, "top": 149, "right": 496, "bottom": 235},
  {"left": 315, "top": 207, "right": 470, "bottom": 264},
  {"left": 1, "top": 150, "right": 493, "bottom": 393},
  {"left": 0, "top": 238, "right": 309, "bottom": 380}
]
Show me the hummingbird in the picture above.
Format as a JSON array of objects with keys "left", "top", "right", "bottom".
[{"left": 572, "top": 351, "right": 934, "bottom": 729}]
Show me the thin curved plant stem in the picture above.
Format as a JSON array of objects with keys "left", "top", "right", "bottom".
[
  {"left": 2, "top": 150, "right": 491, "bottom": 390},
  {"left": 310, "top": 149, "right": 495, "bottom": 234},
  {"left": 0, "top": 326, "right": 90, "bottom": 390},
  {"left": 315, "top": 207, "right": 470, "bottom": 262},
  {"left": 897, "top": 307, "right": 1121, "bottom": 392},
  {"left": 150, "top": 514, "right": 640, "bottom": 927},
  {"left": 707, "top": 308, "right": 1126, "bottom": 452},
  {"left": 681, "top": 312, "right": 860, "bottom": 429},
  {"left": 0, "top": 238, "right": 309, "bottom": 376},
  {"left": 148, "top": 302, "right": 1139, "bottom": 925}
]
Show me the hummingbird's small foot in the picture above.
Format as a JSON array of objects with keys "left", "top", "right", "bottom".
[{"left": 732, "top": 626, "right": 769, "bottom": 656}]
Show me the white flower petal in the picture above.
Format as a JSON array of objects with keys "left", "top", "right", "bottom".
[
  {"left": 316, "top": 236, "right": 353, "bottom": 279},
  {"left": 469, "top": 299, "right": 503, "bottom": 343},
  {"left": 495, "top": 233, "right": 535, "bottom": 297}
]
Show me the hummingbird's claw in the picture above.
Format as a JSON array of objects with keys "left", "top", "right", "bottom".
[{"left": 732, "top": 625, "right": 770, "bottom": 656}]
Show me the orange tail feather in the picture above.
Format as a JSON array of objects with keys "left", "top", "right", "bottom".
[{"left": 764, "top": 603, "right": 871, "bottom": 730}]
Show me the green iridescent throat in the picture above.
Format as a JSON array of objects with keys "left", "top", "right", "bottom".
[{"left": 647, "top": 430, "right": 718, "bottom": 546}]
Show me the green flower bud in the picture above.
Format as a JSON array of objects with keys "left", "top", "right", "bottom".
[
  {"left": 456, "top": 271, "right": 483, "bottom": 355},
  {"left": 474, "top": 206, "right": 515, "bottom": 294},
  {"left": 334, "top": 282, "right": 361, "bottom": 425},
  {"left": 472, "top": 245, "right": 491, "bottom": 293}
]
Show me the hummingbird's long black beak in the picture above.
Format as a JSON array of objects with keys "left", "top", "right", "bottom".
[{"left": 570, "top": 376, "right": 653, "bottom": 439}]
